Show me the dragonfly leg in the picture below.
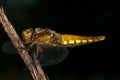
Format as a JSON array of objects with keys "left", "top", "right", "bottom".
[
  {"left": 36, "top": 45, "right": 43, "bottom": 60},
  {"left": 36, "top": 45, "right": 42, "bottom": 55}
]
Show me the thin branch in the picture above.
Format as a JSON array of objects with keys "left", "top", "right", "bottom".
[{"left": 0, "top": 7, "right": 46, "bottom": 80}]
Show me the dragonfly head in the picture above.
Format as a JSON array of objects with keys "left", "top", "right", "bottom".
[{"left": 22, "top": 28, "right": 34, "bottom": 43}]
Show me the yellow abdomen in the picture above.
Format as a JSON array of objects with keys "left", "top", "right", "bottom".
[{"left": 61, "top": 34, "right": 105, "bottom": 46}]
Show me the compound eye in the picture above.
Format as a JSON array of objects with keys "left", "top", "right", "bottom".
[
  {"left": 22, "top": 29, "right": 32, "bottom": 37},
  {"left": 22, "top": 28, "right": 34, "bottom": 43},
  {"left": 26, "top": 30, "right": 32, "bottom": 37}
]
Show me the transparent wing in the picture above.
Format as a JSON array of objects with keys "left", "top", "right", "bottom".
[
  {"left": 40, "top": 45, "right": 69, "bottom": 66},
  {"left": 2, "top": 41, "right": 18, "bottom": 54},
  {"left": 2, "top": 41, "right": 69, "bottom": 66}
]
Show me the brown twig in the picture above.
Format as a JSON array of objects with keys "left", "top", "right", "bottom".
[{"left": 0, "top": 7, "right": 46, "bottom": 80}]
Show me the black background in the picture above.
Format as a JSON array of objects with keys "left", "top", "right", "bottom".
[{"left": 0, "top": 0, "right": 119, "bottom": 80}]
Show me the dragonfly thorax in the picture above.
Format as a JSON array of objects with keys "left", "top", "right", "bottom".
[{"left": 22, "top": 28, "right": 61, "bottom": 46}]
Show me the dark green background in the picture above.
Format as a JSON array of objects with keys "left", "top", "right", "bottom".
[{"left": 0, "top": 0, "right": 119, "bottom": 80}]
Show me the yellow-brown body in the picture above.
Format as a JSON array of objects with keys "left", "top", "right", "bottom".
[
  {"left": 22, "top": 28, "right": 105, "bottom": 47},
  {"left": 60, "top": 34, "right": 105, "bottom": 46}
]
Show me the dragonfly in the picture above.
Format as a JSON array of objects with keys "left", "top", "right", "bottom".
[{"left": 2, "top": 28, "right": 105, "bottom": 66}]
